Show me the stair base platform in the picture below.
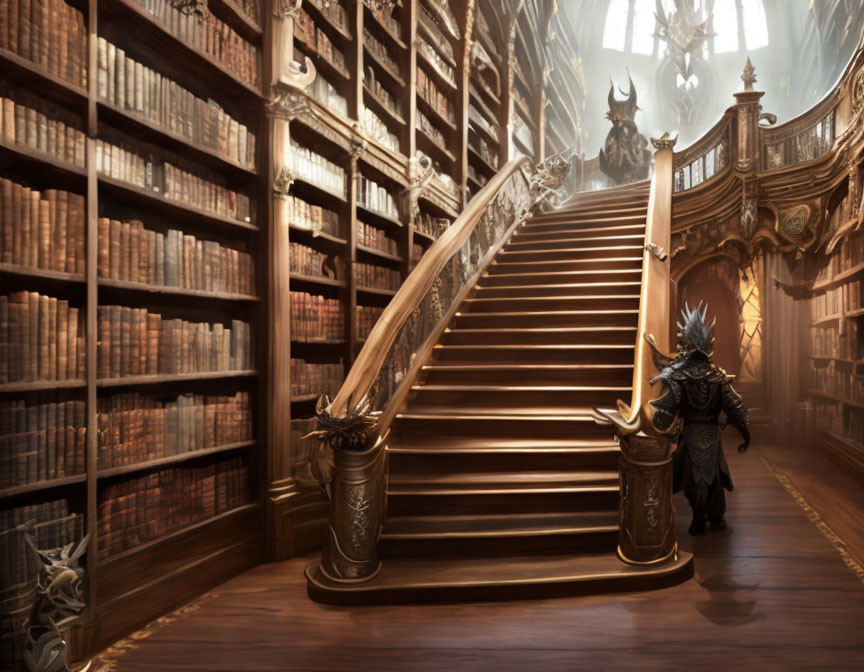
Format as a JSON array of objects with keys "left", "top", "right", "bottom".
[{"left": 305, "top": 551, "right": 694, "bottom": 605}]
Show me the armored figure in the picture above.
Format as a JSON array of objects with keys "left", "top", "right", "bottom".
[
  {"left": 649, "top": 303, "right": 750, "bottom": 534},
  {"left": 598, "top": 77, "right": 652, "bottom": 185}
]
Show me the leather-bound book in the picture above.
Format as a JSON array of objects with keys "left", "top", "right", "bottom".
[
  {"left": 68, "top": 193, "right": 84, "bottom": 274},
  {"left": 109, "top": 219, "right": 121, "bottom": 279},
  {"left": 108, "top": 304, "right": 121, "bottom": 378},
  {"left": 0, "top": 179, "right": 12, "bottom": 265},
  {"left": 67, "top": 305, "right": 77, "bottom": 380},
  {"left": 56, "top": 298, "right": 67, "bottom": 380},
  {"left": 27, "top": 290, "right": 38, "bottom": 379},
  {"left": 53, "top": 189, "right": 66, "bottom": 272},
  {"left": 0, "top": 296, "right": 7, "bottom": 383},
  {"left": 120, "top": 306, "right": 131, "bottom": 376},
  {"left": 130, "top": 220, "right": 142, "bottom": 284},
  {"left": 47, "top": 295, "right": 57, "bottom": 379},
  {"left": 38, "top": 192, "right": 51, "bottom": 269},
  {"left": 97, "top": 217, "right": 109, "bottom": 277}
]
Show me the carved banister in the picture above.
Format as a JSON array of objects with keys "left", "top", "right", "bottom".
[{"left": 329, "top": 157, "right": 534, "bottom": 419}]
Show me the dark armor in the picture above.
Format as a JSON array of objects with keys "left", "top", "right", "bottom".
[{"left": 649, "top": 304, "right": 750, "bottom": 534}]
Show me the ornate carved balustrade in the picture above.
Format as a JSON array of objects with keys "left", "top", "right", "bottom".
[
  {"left": 308, "top": 156, "right": 568, "bottom": 582},
  {"left": 673, "top": 113, "right": 732, "bottom": 192}
]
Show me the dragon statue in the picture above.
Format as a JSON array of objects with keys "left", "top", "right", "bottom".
[
  {"left": 598, "top": 77, "right": 651, "bottom": 185},
  {"left": 23, "top": 528, "right": 90, "bottom": 672}
]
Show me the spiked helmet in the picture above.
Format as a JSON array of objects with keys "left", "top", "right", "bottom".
[{"left": 676, "top": 302, "right": 715, "bottom": 357}]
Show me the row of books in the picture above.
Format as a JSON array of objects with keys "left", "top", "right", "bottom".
[
  {"left": 97, "top": 218, "right": 255, "bottom": 295},
  {"left": 839, "top": 233, "right": 864, "bottom": 273},
  {"left": 810, "top": 361, "right": 864, "bottom": 401},
  {"left": 365, "top": 68, "right": 401, "bottom": 121},
  {"left": 469, "top": 104, "right": 500, "bottom": 143},
  {"left": 368, "top": 3, "right": 402, "bottom": 40},
  {"left": 356, "top": 305, "right": 384, "bottom": 340},
  {"left": 471, "top": 135, "right": 499, "bottom": 170},
  {"left": 0, "top": 0, "right": 87, "bottom": 87},
  {"left": 357, "top": 221, "right": 398, "bottom": 255},
  {"left": 417, "top": 67, "right": 455, "bottom": 126},
  {"left": 308, "top": 70, "right": 348, "bottom": 118},
  {"left": 96, "top": 307, "right": 252, "bottom": 378},
  {"left": 412, "top": 242, "right": 424, "bottom": 263},
  {"left": 290, "top": 291, "right": 344, "bottom": 341},
  {"left": 418, "top": 35, "right": 456, "bottom": 88},
  {"left": 303, "top": 0, "right": 349, "bottom": 32},
  {"left": 0, "top": 87, "right": 85, "bottom": 167},
  {"left": 288, "top": 416, "right": 320, "bottom": 476},
  {"left": 364, "top": 29, "right": 400, "bottom": 80},
  {"left": 0, "top": 179, "right": 86, "bottom": 274},
  {"left": 97, "top": 456, "right": 249, "bottom": 558},
  {"left": 294, "top": 14, "right": 348, "bottom": 77},
  {"left": 826, "top": 193, "right": 856, "bottom": 235},
  {"left": 96, "top": 38, "right": 256, "bottom": 168},
  {"left": 0, "top": 291, "right": 84, "bottom": 383},
  {"left": 1, "top": 500, "right": 81, "bottom": 587},
  {"left": 418, "top": 4, "right": 454, "bottom": 63},
  {"left": 97, "top": 391, "right": 253, "bottom": 469},
  {"left": 0, "top": 399, "right": 86, "bottom": 488},
  {"left": 290, "top": 358, "right": 343, "bottom": 398},
  {"left": 286, "top": 195, "right": 341, "bottom": 238},
  {"left": 131, "top": 0, "right": 259, "bottom": 88},
  {"left": 361, "top": 106, "right": 400, "bottom": 154},
  {"left": 354, "top": 262, "right": 400, "bottom": 291},
  {"left": 357, "top": 175, "right": 399, "bottom": 220},
  {"left": 812, "top": 287, "right": 842, "bottom": 321},
  {"left": 95, "top": 137, "right": 253, "bottom": 222},
  {"left": 288, "top": 141, "right": 346, "bottom": 199},
  {"left": 289, "top": 241, "right": 343, "bottom": 280},
  {"left": 810, "top": 323, "right": 860, "bottom": 360},
  {"left": 417, "top": 109, "right": 447, "bottom": 150},
  {"left": 415, "top": 213, "right": 451, "bottom": 239},
  {"left": 226, "top": 0, "right": 260, "bottom": 24}
]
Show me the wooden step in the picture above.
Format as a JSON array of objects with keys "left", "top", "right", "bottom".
[
  {"left": 461, "top": 295, "right": 640, "bottom": 313},
  {"left": 380, "top": 510, "right": 619, "bottom": 557},
  {"left": 387, "top": 440, "right": 620, "bottom": 473},
  {"left": 305, "top": 551, "right": 694, "bottom": 605},
  {"left": 392, "top": 412, "right": 614, "bottom": 441},
  {"left": 487, "top": 257, "right": 644, "bottom": 274},
  {"left": 479, "top": 268, "right": 643, "bottom": 287},
  {"left": 513, "top": 223, "right": 645, "bottom": 242},
  {"left": 405, "top": 386, "right": 627, "bottom": 413},
  {"left": 452, "top": 309, "right": 639, "bottom": 329},
  {"left": 506, "top": 234, "right": 645, "bottom": 251},
  {"left": 498, "top": 245, "right": 645, "bottom": 264},
  {"left": 473, "top": 281, "right": 642, "bottom": 298},
  {"left": 433, "top": 343, "right": 635, "bottom": 363},
  {"left": 523, "top": 212, "right": 647, "bottom": 230},
  {"left": 421, "top": 363, "right": 633, "bottom": 386},
  {"left": 439, "top": 328, "right": 637, "bottom": 346}
]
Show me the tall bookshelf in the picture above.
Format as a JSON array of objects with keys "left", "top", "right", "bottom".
[
  {"left": 0, "top": 0, "right": 269, "bottom": 659},
  {"left": 803, "top": 168, "right": 864, "bottom": 482}
]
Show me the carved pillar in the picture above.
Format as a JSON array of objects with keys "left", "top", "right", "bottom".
[{"left": 733, "top": 59, "right": 764, "bottom": 241}]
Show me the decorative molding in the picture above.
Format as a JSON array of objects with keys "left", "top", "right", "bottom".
[
  {"left": 169, "top": 0, "right": 206, "bottom": 19},
  {"left": 268, "top": 83, "right": 316, "bottom": 121},
  {"left": 741, "top": 57, "right": 757, "bottom": 91},
  {"left": 273, "top": 166, "right": 295, "bottom": 199},
  {"left": 426, "top": 0, "right": 461, "bottom": 40},
  {"left": 273, "top": 0, "right": 302, "bottom": 19},
  {"left": 645, "top": 241, "right": 669, "bottom": 262},
  {"left": 363, "top": 0, "right": 397, "bottom": 10},
  {"left": 651, "top": 132, "right": 678, "bottom": 151}
]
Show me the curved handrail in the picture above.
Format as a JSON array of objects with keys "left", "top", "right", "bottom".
[{"left": 328, "top": 157, "right": 535, "bottom": 419}]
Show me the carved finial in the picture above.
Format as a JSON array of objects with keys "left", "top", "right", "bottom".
[
  {"left": 650, "top": 132, "right": 678, "bottom": 151},
  {"left": 741, "top": 57, "right": 757, "bottom": 91}
]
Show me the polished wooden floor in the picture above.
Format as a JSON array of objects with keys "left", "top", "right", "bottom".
[{"left": 90, "top": 441, "right": 864, "bottom": 671}]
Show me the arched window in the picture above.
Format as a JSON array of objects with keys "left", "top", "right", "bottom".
[{"left": 602, "top": 0, "right": 769, "bottom": 56}]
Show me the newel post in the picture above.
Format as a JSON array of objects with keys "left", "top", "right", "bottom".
[{"left": 594, "top": 134, "right": 677, "bottom": 566}]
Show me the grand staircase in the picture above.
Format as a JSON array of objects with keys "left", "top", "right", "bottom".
[{"left": 307, "top": 182, "right": 694, "bottom": 603}]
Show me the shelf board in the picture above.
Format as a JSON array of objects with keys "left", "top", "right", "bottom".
[
  {"left": 288, "top": 225, "right": 349, "bottom": 248},
  {"left": 416, "top": 94, "right": 458, "bottom": 133},
  {"left": 291, "top": 175, "right": 348, "bottom": 207},
  {"left": 416, "top": 48, "right": 458, "bottom": 93},
  {"left": 0, "top": 48, "right": 89, "bottom": 109},
  {"left": 811, "top": 314, "right": 842, "bottom": 327},
  {"left": 357, "top": 244, "right": 403, "bottom": 264},
  {"left": 412, "top": 229, "right": 437, "bottom": 245},
  {"left": 356, "top": 203, "right": 404, "bottom": 230},
  {"left": 807, "top": 355, "right": 859, "bottom": 364},
  {"left": 0, "top": 263, "right": 86, "bottom": 284},
  {"left": 806, "top": 388, "right": 864, "bottom": 410},
  {"left": 97, "top": 502, "right": 262, "bottom": 568},
  {"left": 289, "top": 273, "right": 347, "bottom": 289},
  {"left": 291, "top": 393, "right": 320, "bottom": 403},
  {"left": 417, "top": 18, "right": 457, "bottom": 69},
  {"left": 98, "top": 175, "right": 259, "bottom": 233},
  {"left": 471, "top": 76, "right": 502, "bottom": 108},
  {"left": 469, "top": 113, "right": 501, "bottom": 148},
  {"left": 0, "top": 472, "right": 88, "bottom": 502},
  {"left": 0, "top": 380, "right": 86, "bottom": 394},
  {"left": 303, "top": 0, "right": 352, "bottom": 46},
  {"left": 363, "top": 86, "right": 407, "bottom": 128},
  {"left": 416, "top": 126, "right": 457, "bottom": 165},
  {"left": 291, "top": 338, "right": 348, "bottom": 346},
  {"left": 468, "top": 145, "right": 500, "bottom": 176},
  {"left": 363, "top": 4, "right": 408, "bottom": 51},
  {"left": 97, "top": 101, "right": 258, "bottom": 180},
  {"left": 206, "top": 0, "right": 263, "bottom": 42},
  {"left": 813, "top": 257, "right": 864, "bottom": 292},
  {"left": 0, "top": 139, "right": 88, "bottom": 188},
  {"left": 846, "top": 307, "right": 864, "bottom": 318},
  {"left": 294, "top": 39, "right": 352, "bottom": 86},
  {"left": 357, "top": 285, "right": 397, "bottom": 297},
  {"left": 97, "top": 278, "right": 260, "bottom": 302},
  {"left": 364, "top": 47, "right": 406, "bottom": 88},
  {"left": 96, "top": 370, "right": 258, "bottom": 389},
  {"left": 100, "top": 0, "right": 263, "bottom": 101},
  {"left": 97, "top": 440, "right": 256, "bottom": 480}
]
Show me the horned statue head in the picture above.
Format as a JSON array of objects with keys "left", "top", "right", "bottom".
[
  {"left": 23, "top": 526, "right": 90, "bottom": 672},
  {"left": 676, "top": 302, "right": 716, "bottom": 357},
  {"left": 606, "top": 76, "right": 638, "bottom": 127}
]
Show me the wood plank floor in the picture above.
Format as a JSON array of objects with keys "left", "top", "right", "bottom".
[{"left": 89, "top": 441, "right": 864, "bottom": 671}]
